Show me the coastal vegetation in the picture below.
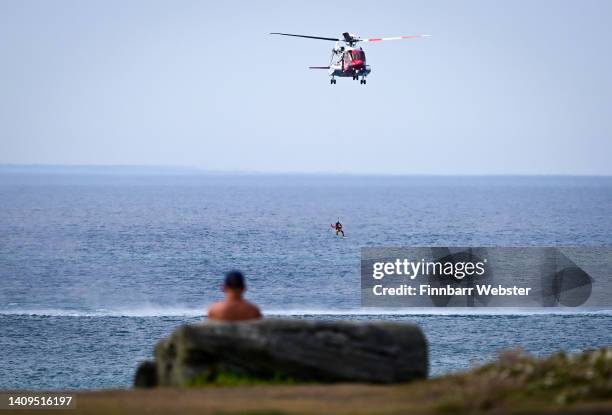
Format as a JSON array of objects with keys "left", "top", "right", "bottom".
[{"left": 20, "top": 347, "right": 611, "bottom": 415}]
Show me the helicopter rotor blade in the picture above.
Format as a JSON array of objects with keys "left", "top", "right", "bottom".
[
  {"left": 270, "top": 32, "right": 340, "bottom": 42},
  {"left": 360, "top": 34, "right": 431, "bottom": 42}
]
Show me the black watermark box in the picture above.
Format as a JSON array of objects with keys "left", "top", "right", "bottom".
[{"left": 361, "top": 247, "right": 612, "bottom": 308}]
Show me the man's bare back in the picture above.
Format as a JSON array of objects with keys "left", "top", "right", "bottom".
[
  {"left": 207, "top": 270, "right": 262, "bottom": 321},
  {"left": 208, "top": 298, "right": 261, "bottom": 321}
]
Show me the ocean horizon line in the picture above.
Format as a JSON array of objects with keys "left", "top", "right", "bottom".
[{"left": 1, "top": 164, "right": 611, "bottom": 178}]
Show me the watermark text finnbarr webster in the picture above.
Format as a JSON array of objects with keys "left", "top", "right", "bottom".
[
  {"left": 361, "top": 247, "right": 612, "bottom": 308},
  {"left": 370, "top": 257, "right": 531, "bottom": 297}
]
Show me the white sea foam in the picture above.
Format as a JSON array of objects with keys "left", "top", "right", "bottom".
[
  {"left": 0, "top": 307, "right": 203, "bottom": 317},
  {"left": 1, "top": 307, "right": 611, "bottom": 317},
  {"left": 266, "top": 307, "right": 612, "bottom": 316}
]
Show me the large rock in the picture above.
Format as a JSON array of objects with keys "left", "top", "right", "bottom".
[{"left": 146, "top": 319, "right": 427, "bottom": 386}]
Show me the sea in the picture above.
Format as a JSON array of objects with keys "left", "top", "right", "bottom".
[{"left": 1, "top": 170, "right": 612, "bottom": 390}]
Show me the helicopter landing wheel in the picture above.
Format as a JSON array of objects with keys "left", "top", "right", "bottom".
[
  {"left": 330, "top": 79, "right": 336, "bottom": 84},
  {"left": 360, "top": 79, "right": 367, "bottom": 84}
]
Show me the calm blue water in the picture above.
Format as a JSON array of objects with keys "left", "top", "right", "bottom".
[{"left": 1, "top": 172, "right": 612, "bottom": 389}]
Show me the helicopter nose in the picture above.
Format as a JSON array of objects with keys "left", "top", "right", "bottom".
[{"left": 352, "top": 59, "right": 365, "bottom": 68}]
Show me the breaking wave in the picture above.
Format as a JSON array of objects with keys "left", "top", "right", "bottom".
[{"left": 1, "top": 307, "right": 611, "bottom": 317}]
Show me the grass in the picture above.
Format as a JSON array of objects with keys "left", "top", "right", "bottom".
[
  {"left": 187, "top": 371, "right": 301, "bottom": 387},
  {"left": 418, "top": 347, "right": 612, "bottom": 413}
]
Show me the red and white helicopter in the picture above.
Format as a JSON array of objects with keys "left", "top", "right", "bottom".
[{"left": 270, "top": 31, "right": 430, "bottom": 84}]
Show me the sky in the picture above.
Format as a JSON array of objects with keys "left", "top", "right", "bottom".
[{"left": 0, "top": 0, "right": 611, "bottom": 175}]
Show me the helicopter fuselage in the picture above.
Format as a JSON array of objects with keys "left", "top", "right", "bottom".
[{"left": 329, "top": 46, "right": 371, "bottom": 79}]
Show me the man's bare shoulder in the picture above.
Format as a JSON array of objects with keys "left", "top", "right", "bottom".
[
  {"left": 207, "top": 301, "right": 226, "bottom": 318},
  {"left": 242, "top": 300, "right": 262, "bottom": 317},
  {"left": 207, "top": 299, "right": 261, "bottom": 321}
]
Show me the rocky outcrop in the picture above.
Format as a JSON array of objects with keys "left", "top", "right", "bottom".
[
  {"left": 133, "top": 361, "right": 157, "bottom": 388},
  {"left": 135, "top": 319, "right": 428, "bottom": 387}
]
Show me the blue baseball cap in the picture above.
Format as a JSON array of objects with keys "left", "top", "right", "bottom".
[{"left": 224, "top": 270, "right": 245, "bottom": 289}]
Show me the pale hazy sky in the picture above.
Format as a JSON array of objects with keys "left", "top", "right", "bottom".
[{"left": 1, "top": 0, "right": 611, "bottom": 174}]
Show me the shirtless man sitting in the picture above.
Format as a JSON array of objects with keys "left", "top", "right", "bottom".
[{"left": 207, "top": 270, "right": 262, "bottom": 321}]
